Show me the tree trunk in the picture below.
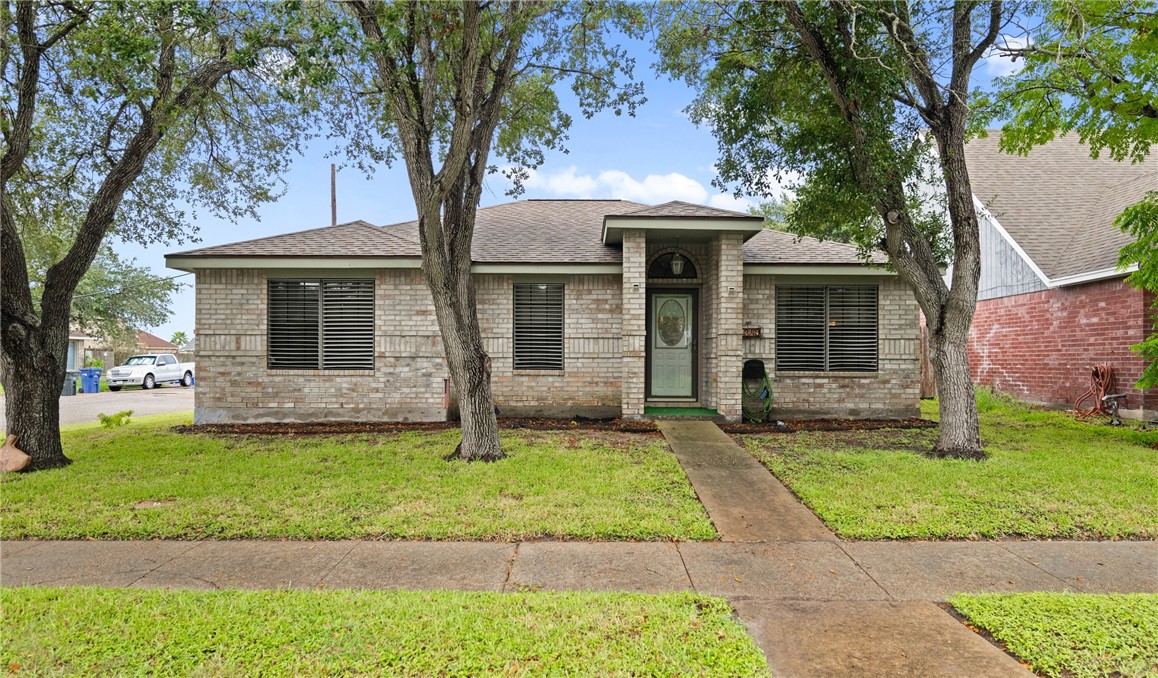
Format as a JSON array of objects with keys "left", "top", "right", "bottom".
[
  {"left": 928, "top": 324, "right": 982, "bottom": 459},
  {"left": 0, "top": 323, "right": 70, "bottom": 470},
  {"left": 426, "top": 243, "right": 503, "bottom": 462}
]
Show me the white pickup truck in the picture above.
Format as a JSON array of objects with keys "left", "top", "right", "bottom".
[{"left": 106, "top": 354, "right": 195, "bottom": 391}]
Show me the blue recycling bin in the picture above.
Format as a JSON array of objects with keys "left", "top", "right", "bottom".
[{"left": 79, "top": 367, "right": 102, "bottom": 394}]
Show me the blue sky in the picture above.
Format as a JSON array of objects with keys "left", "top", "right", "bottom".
[{"left": 120, "top": 34, "right": 1021, "bottom": 341}]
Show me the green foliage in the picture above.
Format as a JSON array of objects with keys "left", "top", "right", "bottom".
[
  {"left": 96, "top": 410, "right": 133, "bottom": 429},
  {"left": 654, "top": 1, "right": 953, "bottom": 261},
  {"left": 169, "top": 331, "right": 189, "bottom": 348},
  {"left": 741, "top": 395, "right": 1158, "bottom": 539},
  {"left": 1117, "top": 192, "right": 1158, "bottom": 387},
  {"left": 326, "top": 2, "right": 647, "bottom": 192},
  {"left": 750, "top": 196, "right": 795, "bottom": 233},
  {"left": 1, "top": 414, "right": 716, "bottom": 541},
  {"left": 0, "top": 588, "right": 769, "bottom": 676},
  {"left": 949, "top": 593, "right": 1158, "bottom": 678},
  {"left": 987, "top": 2, "right": 1158, "bottom": 163}
]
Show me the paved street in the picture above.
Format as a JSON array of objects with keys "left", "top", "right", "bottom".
[{"left": 1, "top": 386, "right": 194, "bottom": 427}]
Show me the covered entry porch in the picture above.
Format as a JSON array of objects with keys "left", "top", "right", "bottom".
[{"left": 603, "top": 206, "right": 763, "bottom": 421}]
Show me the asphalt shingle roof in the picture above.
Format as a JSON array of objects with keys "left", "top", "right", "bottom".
[
  {"left": 170, "top": 200, "right": 883, "bottom": 266},
  {"left": 965, "top": 133, "right": 1156, "bottom": 280}
]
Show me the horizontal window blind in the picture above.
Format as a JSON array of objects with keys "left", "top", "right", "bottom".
[
  {"left": 775, "top": 285, "right": 877, "bottom": 372},
  {"left": 268, "top": 278, "right": 374, "bottom": 370},
  {"left": 268, "top": 280, "right": 320, "bottom": 369},
  {"left": 775, "top": 286, "right": 826, "bottom": 371},
  {"left": 513, "top": 283, "right": 564, "bottom": 371},
  {"left": 828, "top": 286, "right": 878, "bottom": 371},
  {"left": 321, "top": 279, "right": 375, "bottom": 370}
]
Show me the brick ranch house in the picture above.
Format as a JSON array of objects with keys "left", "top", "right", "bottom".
[
  {"left": 166, "top": 200, "right": 921, "bottom": 424},
  {"left": 964, "top": 134, "right": 1156, "bottom": 420}
]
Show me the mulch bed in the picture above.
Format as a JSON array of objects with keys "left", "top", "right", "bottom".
[
  {"left": 173, "top": 416, "right": 937, "bottom": 437},
  {"left": 172, "top": 417, "right": 660, "bottom": 437},
  {"left": 720, "top": 418, "right": 937, "bottom": 434}
]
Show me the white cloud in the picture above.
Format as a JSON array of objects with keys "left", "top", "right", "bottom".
[
  {"left": 523, "top": 165, "right": 599, "bottom": 197},
  {"left": 763, "top": 169, "right": 803, "bottom": 201},
  {"left": 707, "top": 193, "right": 752, "bottom": 213},
  {"left": 982, "top": 34, "right": 1030, "bottom": 79}
]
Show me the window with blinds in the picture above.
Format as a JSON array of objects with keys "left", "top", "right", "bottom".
[
  {"left": 775, "top": 285, "right": 878, "bottom": 372},
  {"left": 513, "top": 283, "right": 564, "bottom": 371},
  {"left": 268, "top": 278, "right": 375, "bottom": 370}
]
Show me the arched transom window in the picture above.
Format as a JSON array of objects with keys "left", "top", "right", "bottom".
[{"left": 648, "top": 252, "right": 698, "bottom": 279}]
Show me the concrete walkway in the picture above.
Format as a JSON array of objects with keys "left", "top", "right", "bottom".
[{"left": 658, "top": 420, "right": 835, "bottom": 542}]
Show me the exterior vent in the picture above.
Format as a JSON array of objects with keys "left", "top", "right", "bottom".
[{"left": 513, "top": 283, "right": 565, "bottom": 371}]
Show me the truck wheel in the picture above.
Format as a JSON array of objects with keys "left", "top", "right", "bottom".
[
  {"left": 109, "top": 386, "right": 122, "bottom": 392},
  {"left": 180, "top": 371, "right": 193, "bottom": 387},
  {"left": 143, "top": 373, "right": 155, "bottom": 390}
]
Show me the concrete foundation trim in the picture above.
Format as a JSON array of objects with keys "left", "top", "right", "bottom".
[{"left": 193, "top": 407, "right": 448, "bottom": 425}]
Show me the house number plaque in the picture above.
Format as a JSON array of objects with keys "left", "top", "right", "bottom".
[{"left": 743, "top": 326, "right": 762, "bottom": 338}]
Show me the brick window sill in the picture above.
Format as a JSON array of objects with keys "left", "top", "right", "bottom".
[
  {"left": 775, "top": 371, "right": 880, "bottom": 378},
  {"left": 266, "top": 369, "right": 376, "bottom": 376},
  {"left": 512, "top": 370, "right": 567, "bottom": 377}
]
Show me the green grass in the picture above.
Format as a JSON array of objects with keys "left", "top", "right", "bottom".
[
  {"left": 949, "top": 593, "right": 1158, "bottom": 678},
  {"left": 740, "top": 391, "right": 1158, "bottom": 539},
  {"left": 1, "top": 414, "right": 715, "bottom": 541},
  {"left": 0, "top": 587, "right": 768, "bottom": 676}
]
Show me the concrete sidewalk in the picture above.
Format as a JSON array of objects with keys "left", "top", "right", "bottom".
[{"left": 4, "top": 539, "right": 1154, "bottom": 596}]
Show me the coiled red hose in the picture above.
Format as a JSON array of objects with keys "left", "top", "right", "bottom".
[{"left": 1074, "top": 363, "right": 1115, "bottom": 416}]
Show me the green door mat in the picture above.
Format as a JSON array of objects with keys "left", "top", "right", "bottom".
[{"left": 644, "top": 406, "right": 720, "bottom": 417}]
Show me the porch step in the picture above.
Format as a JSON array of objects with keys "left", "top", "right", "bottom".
[{"left": 643, "top": 406, "right": 719, "bottom": 419}]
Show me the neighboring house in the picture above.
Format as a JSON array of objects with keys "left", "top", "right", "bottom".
[
  {"left": 964, "top": 134, "right": 1156, "bottom": 420},
  {"left": 166, "top": 200, "right": 921, "bottom": 424},
  {"left": 136, "top": 330, "right": 178, "bottom": 354}
]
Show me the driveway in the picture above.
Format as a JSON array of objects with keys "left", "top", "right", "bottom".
[{"left": 1, "top": 386, "right": 195, "bottom": 427}]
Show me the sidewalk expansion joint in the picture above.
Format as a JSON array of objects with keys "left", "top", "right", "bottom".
[
  {"left": 994, "top": 541, "right": 1074, "bottom": 590},
  {"left": 834, "top": 541, "right": 894, "bottom": 601},
  {"left": 674, "top": 542, "right": 696, "bottom": 592},
  {"left": 315, "top": 542, "right": 358, "bottom": 589},
  {"left": 127, "top": 540, "right": 204, "bottom": 588}
]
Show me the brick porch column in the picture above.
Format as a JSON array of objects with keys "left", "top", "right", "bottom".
[
  {"left": 621, "top": 229, "right": 647, "bottom": 419},
  {"left": 715, "top": 232, "right": 745, "bottom": 420}
]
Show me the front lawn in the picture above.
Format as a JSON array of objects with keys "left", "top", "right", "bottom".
[
  {"left": 949, "top": 593, "right": 1158, "bottom": 678},
  {"left": 0, "top": 587, "right": 768, "bottom": 676},
  {"left": 2, "top": 414, "right": 715, "bottom": 541},
  {"left": 740, "top": 391, "right": 1158, "bottom": 539}
]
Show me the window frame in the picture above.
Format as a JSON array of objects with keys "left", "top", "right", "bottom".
[
  {"left": 267, "top": 277, "right": 375, "bottom": 371},
  {"left": 774, "top": 284, "right": 879, "bottom": 373},
  {"left": 512, "top": 282, "right": 566, "bottom": 372}
]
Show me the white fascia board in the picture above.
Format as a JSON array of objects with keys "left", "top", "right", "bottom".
[
  {"left": 1049, "top": 264, "right": 1137, "bottom": 287},
  {"left": 471, "top": 263, "right": 622, "bottom": 274},
  {"left": 602, "top": 217, "right": 764, "bottom": 244},
  {"left": 743, "top": 264, "right": 895, "bottom": 276},
  {"left": 166, "top": 256, "right": 421, "bottom": 272},
  {"left": 972, "top": 195, "right": 1051, "bottom": 286}
]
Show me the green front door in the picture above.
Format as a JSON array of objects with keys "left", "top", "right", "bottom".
[{"left": 649, "top": 292, "right": 695, "bottom": 398}]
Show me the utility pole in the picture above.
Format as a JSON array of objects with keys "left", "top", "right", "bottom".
[{"left": 330, "top": 163, "right": 337, "bottom": 227}]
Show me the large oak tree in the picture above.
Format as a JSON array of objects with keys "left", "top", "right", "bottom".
[
  {"left": 340, "top": 1, "right": 644, "bottom": 461},
  {"left": 657, "top": 0, "right": 1014, "bottom": 459},
  {"left": 1, "top": 1, "right": 321, "bottom": 469}
]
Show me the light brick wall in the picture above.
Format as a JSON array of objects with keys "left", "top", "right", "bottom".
[
  {"left": 195, "top": 268, "right": 623, "bottom": 423},
  {"left": 621, "top": 230, "right": 647, "bottom": 418},
  {"left": 193, "top": 261, "right": 921, "bottom": 423},
  {"left": 742, "top": 274, "right": 921, "bottom": 419},
  {"left": 715, "top": 233, "right": 745, "bottom": 419}
]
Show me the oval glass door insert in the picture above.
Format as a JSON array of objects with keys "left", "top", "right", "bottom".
[{"left": 657, "top": 298, "right": 686, "bottom": 347}]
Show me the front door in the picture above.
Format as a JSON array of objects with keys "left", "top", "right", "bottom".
[{"left": 649, "top": 292, "right": 696, "bottom": 398}]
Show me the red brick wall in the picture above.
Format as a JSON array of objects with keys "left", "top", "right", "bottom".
[{"left": 968, "top": 277, "right": 1155, "bottom": 412}]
